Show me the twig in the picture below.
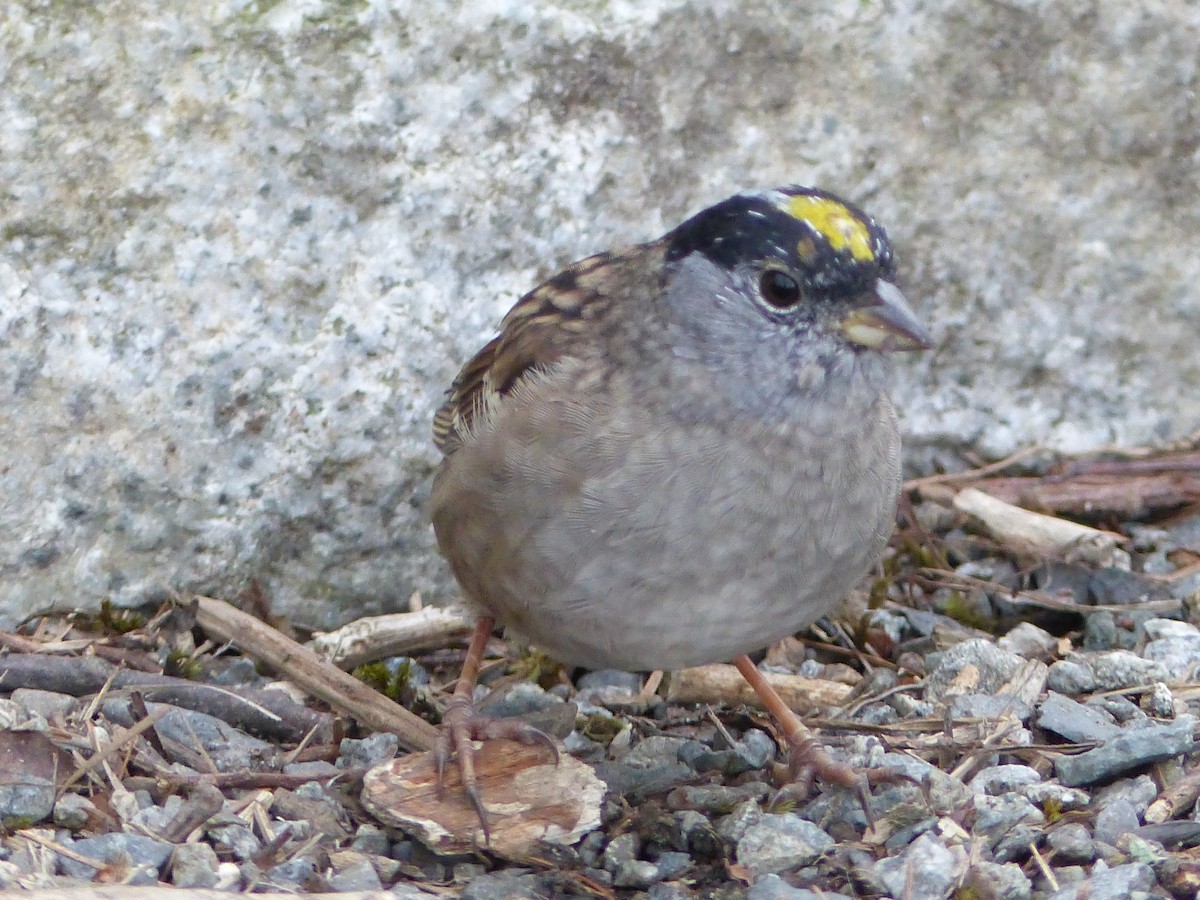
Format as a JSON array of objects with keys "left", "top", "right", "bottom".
[
  {"left": 190, "top": 595, "right": 439, "bottom": 752},
  {"left": 58, "top": 707, "right": 170, "bottom": 794},
  {"left": 307, "top": 606, "right": 474, "bottom": 668}
]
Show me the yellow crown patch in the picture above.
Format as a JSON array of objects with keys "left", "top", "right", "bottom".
[{"left": 783, "top": 195, "right": 876, "bottom": 263}]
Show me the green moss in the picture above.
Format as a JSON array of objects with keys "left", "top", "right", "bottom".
[{"left": 163, "top": 649, "right": 204, "bottom": 680}]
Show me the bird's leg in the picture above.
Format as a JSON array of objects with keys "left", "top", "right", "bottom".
[
  {"left": 434, "top": 615, "right": 560, "bottom": 841},
  {"left": 733, "top": 654, "right": 887, "bottom": 822}
]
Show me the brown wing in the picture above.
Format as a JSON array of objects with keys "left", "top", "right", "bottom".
[{"left": 433, "top": 249, "right": 633, "bottom": 455}]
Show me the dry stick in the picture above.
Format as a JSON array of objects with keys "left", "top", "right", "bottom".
[
  {"left": 307, "top": 605, "right": 475, "bottom": 668},
  {"left": 191, "top": 595, "right": 439, "bottom": 752},
  {"left": 58, "top": 707, "right": 171, "bottom": 794}
]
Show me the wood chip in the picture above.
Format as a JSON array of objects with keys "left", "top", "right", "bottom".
[{"left": 362, "top": 740, "right": 603, "bottom": 860}]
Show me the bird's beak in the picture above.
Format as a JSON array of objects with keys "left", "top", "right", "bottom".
[{"left": 839, "top": 280, "right": 933, "bottom": 352}]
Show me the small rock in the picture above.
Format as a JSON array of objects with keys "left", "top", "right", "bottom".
[
  {"left": 1143, "top": 681, "right": 1175, "bottom": 718},
  {"left": 996, "top": 622, "right": 1059, "bottom": 662},
  {"left": 747, "top": 874, "right": 851, "bottom": 899},
  {"left": 668, "top": 781, "right": 771, "bottom": 815},
  {"left": 263, "top": 856, "right": 319, "bottom": 891},
  {"left": 961, "top": 860, "right": 1033, "bottom": 900},
  {"left": 651, "top": 850, "right": 691, "bottom": 880},
  {"left": 1055, "top": 715, "right": 1195, "bottom": 786},
  {"left": 735, "top": 814, "right": 834, "bottom": 877},
  {"left": 170, "top": 842, "right": 220, "bottom": 889},
  {"left": 1021, "top": 783, "right": 1090, "bottom": 813},
  {"left": 602, "top": 832, "right": 640, "bottom": 873},
  {"left": 272, "top": 785, "right": 352, "bottom": 843},
  {"left": 1094, "top": 774, "right": 1159, "bottom": 815},
  {"left": 689, "top": 729, "right": 775, "bottom": 775},
  {"left": 9, "top": 689, "right": 77, "bottom": 722},
  {"left": 1046, "top": 660, "right": 1095, "bottom": 695},
  {"left": 479, "top": 682, "right": 562, "bottom": 718},
  {"left": 971, "top": 794, "right": 1045, "bottom": 849},
  {"left": 873, "top": 831, "right": 968, "bottom": 900},
  {"left": 461, "top": 871, "right": 553, "bottom": 900},
  {"left": 101, "top": 701, "right": 276, "bottom": 772},
  {"left": 337, "top": 732, "right": 399, "bottom": 768},
  {"left": 52, "top": 793, "right": 96, "bottom": 831},
  {"left": 968, "top": 765, "right": 1042, "bottom": 796},
  {"left": 1082, "top": 610, "right": 1119, "bottom": 651},
  {"left": 1094, "top": 798, "right": 1141, "bottom": 846},
  {"left": 950, "top": 692, "right": 1033, "bottom": 722},
  {"left": 349, "top": 823, "right": 391, "bottom": 857},
  {"left": 992, "top": 824, "right": 1043, "bottom": 863},
  {"left": 1036, "top": 691, "right": 1122, "bottom": 742},
  {"left": 208, "top": 822, "right": 262, "bottom": 860},
  {"left": 58, "top": 834, "right": 173, "bottom": 880},
  {"left": 1043, "top": 861, "right": 1155, "bottom": 900},
  {"left": 1045, "top": 822, "right": 1096, "bottom": 864},
  {"left": 923, "top": 640, "right": 1023, "bottom": 703},
  {"left": 612, "top": 859, "right": 659, "bottom": 889},
  {"left": 328, "top": 857, "right": 382, "bottom": 892},
  {"left": 1085, "top": 650, "right": 1170, "bottom": 691}
]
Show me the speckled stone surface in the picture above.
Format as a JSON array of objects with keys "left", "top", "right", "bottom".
[{"left": 2, "top": 0, "right": 1199, "bottom": 626}]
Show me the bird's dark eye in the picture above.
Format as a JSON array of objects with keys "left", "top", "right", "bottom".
[{"left": 760, "top": 270, "right": 801, "bottom": 308}]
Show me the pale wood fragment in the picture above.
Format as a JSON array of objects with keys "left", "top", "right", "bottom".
[
  {"left": 952, "top": 487, "right": 1127, "bottom": 567},
  {"left": 307, "top": 606, "right": 474, "bottom": 668},
  {"left": 362, "top": 740, "right": 603, "bottom": 860}
]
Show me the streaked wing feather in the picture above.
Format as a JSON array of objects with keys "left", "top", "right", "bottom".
[{"left": 433, "top": 249, "right": 629, "bottom": 455}]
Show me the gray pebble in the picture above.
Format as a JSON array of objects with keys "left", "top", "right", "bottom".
[
  {"left": 350, "top": 823, "right": 390, "bottom": 856},
  {"left": 1047, "top": 660, "right": 1095, "bottom": 695},
  {"left": 1021, "top": 783, "right": 1090, "bottom": 812},
  {"left": 460, "top": 872, "right": 554, "bottom": 900},
  {"left": 1043, "top": 861, "right": 1155, "bottom": 900},
  {"left": 58, "top": 833, "right": 173, "bottom": 880},
  {"left": 1087, "top": 694, "right": 1144, "bottom": 723},
  {"left": 1086, "top": 650, "right": 1170, "bottom": 691},
  {"left": 874, "top": 832, "right": 968, "bottom": 900},
  {"left": 1036, "top": 691, "right": 1121, "bottom": 742},
  {"left": 328, "top": 858, "right": 382, "bottom": 892},
  {"left": 651, "top": 850, "right": 692, "bottom": 880},
  {"left": 602, "top": 832, "right": 640, "bottom": 873},
  {"left": 1045, "top": 822, "right": 1096, "bottom": 864},
  {"left": 1143, "top": 681, "right": 1176, "bottom": 718},
  {"left": 1082, "top": 610, "right": 1118, "bottom": 651},
  {"left": 337, "top": 731, "right": 399, "bottom": 768},
  {"left": 992, "top": 824, "right": 1043, "bottom": 863},
  {"left": 735, "top": 814, "right": 834, "bottom": 878},
  {"left": 747, "top": 874, "right": 851, "bottom": 899},
  {"left": 1055, "top": 715, "right": 1194, "bottom": 786},
  {"left": 623, "top": 735, "right": 693, "bottom": 768},
  {"left": 716, "top": 798, "right": 765, "bottom": 844},
  {"left": 645, "top": 883, "right": 697, "bottom": 900},
  {"left": 613, "top": 859, "right": 659, "bottom": 888},
  {"left": 263, "top": 856, "right": 318, "bottom": 889},
  {"left": 0, "top": 775, "right": 55, "bottom": 829},
  {"left": 52, "top": 793, "right": 95, "bottom": 830},
  {"left": 1094, "top": 798, "right": 1141, "bottom": 846},
  {"left": 996, "top": 622, "right": 1059, "bottom": 662},
  {"left": 968, "top": 765, "right": 1042, "bottom": 796},
  {"left": 971, "top": 794, "right": 1045, "bottom": 849},
  {"left": 961, "top": 860, "right": 1032, "bottom": 900},
  {"left": 1094, "top": 774, "right": 1159, "bottom": 815},
  {"left": 170, "top": 842, "right": 220, "bottom": 889},
  {"left": 479, "top": 681, "right": 562, "bottom": 718},
  {"left": 950, "top": 692, "right": 1033, "bottom": 723},
  {"left": 208, "top": 822, "right": 262, "bottom": 860},
  {"left": 9, "top": 689, "right": 78, "bottom": 722},
  {"left": 923, "top": 639, "right": 1023, "bottom": 703},
  {"left": 670, "top": 781, "right": 771, "bottom": 816},
  {"left": 101, "top": 701, "right": 275, "bottom": 772}
]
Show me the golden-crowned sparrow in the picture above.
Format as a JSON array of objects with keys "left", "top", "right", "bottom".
[{"left": 431, "top": 185, "right": 931, "bottom": 829}]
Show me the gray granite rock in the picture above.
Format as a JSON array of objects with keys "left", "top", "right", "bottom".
[
  {"left": 1055, "top": 715, "right": 1195, "bottom": 786},
  {"left": 1044, "top": 862, "right": 1155, "bottom": 900},
  {"left": 4, "top": 2, "right": 1199, "bottom": 628},
  {"left": 747, "top": 875, "right": 851, "bottom": 900},
  {"left": 58, "top": 834, "right": 173, "bottom": 880},
  {"left": 736, "top": 814, "right": 834, "bottom": 878},
  {"left": 874, "top": 832, "right": 968, "bottom": 900},
  {"left": 1036, "top": 691, "right": 1122, "bottom": 743},
  {"left": 923, "top": 639, "right": 1024, "bottom": 704},
  {"left": 170, "top": 842, "right": 221, "bottom": 889},
  {"left": 1045, "top": 822, "right": 1097, "bottom": 865},
  {"left": 962, "top": 860, "right": 1033, "bottom": 900}
]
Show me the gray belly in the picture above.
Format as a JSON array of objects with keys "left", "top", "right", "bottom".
[{"left": 432, "top": 380, "right": 901, "bottom": 672}]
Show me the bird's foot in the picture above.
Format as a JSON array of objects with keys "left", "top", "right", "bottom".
[{"left": 433, "top": 694, "right": 559, "bottom": 843}]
